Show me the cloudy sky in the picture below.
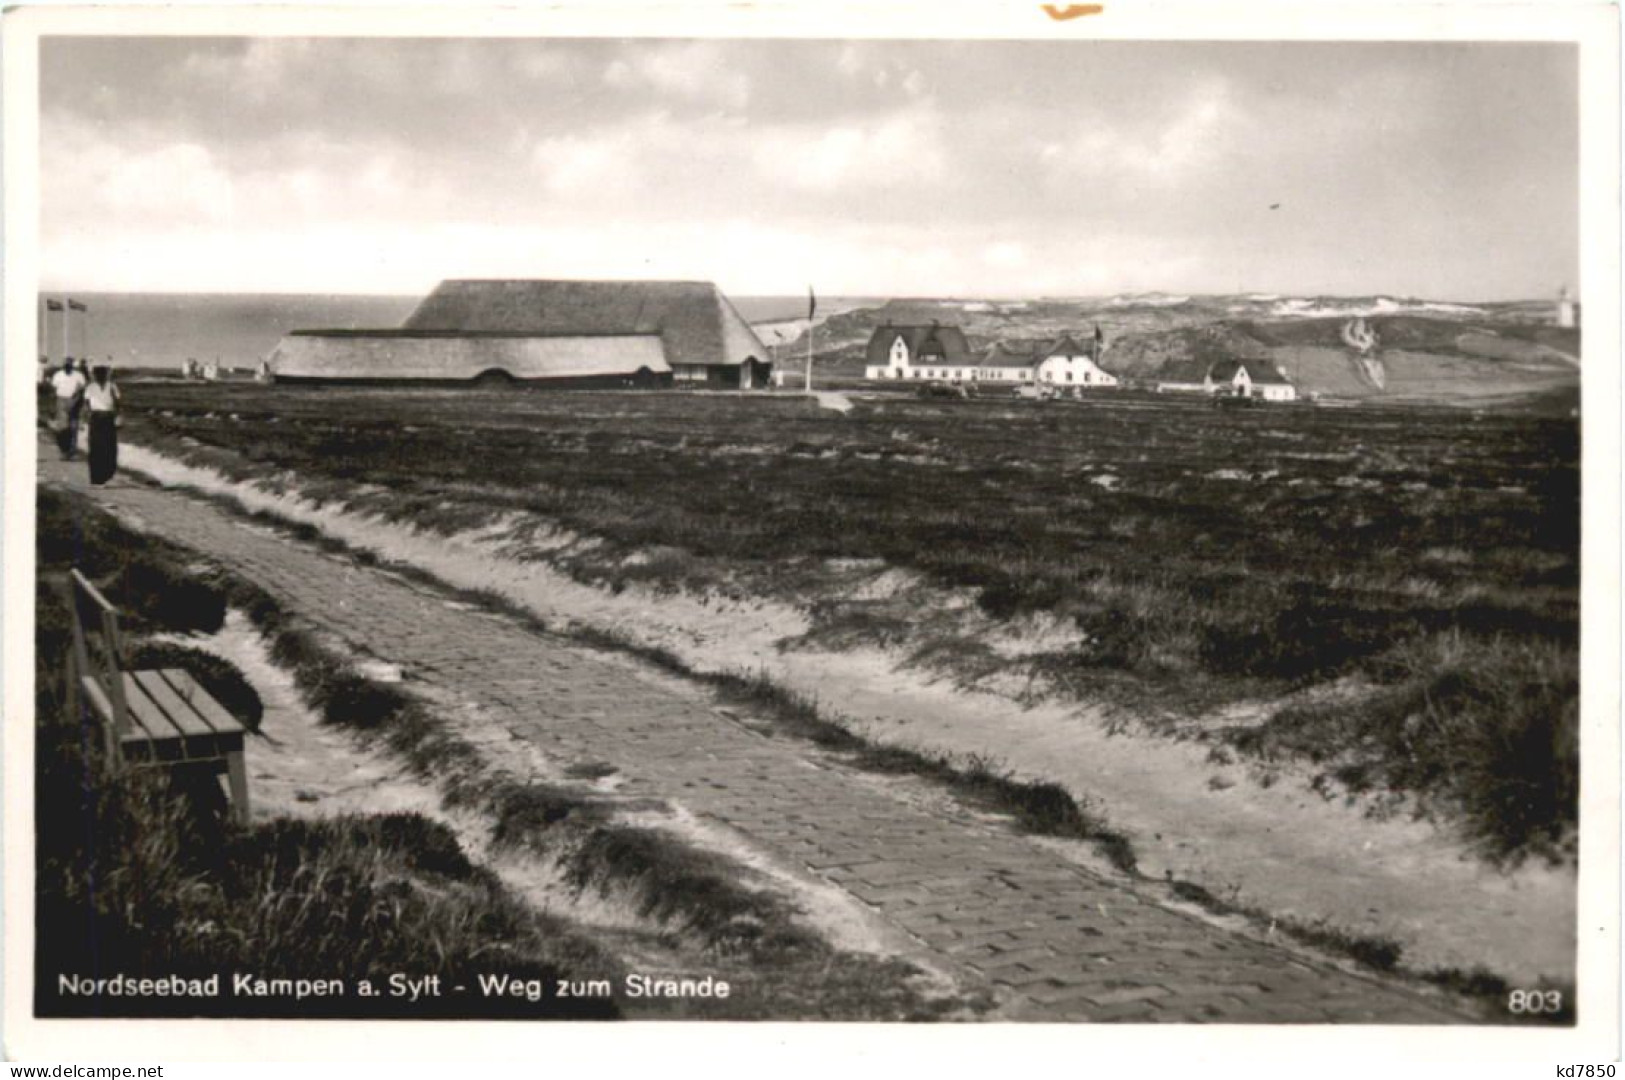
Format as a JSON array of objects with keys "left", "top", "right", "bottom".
[{"left": 40, "top": 37, "right": 1577, "bottom": 300}]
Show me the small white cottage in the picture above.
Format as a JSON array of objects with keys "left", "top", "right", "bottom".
[
  {"left": 1031, "top": 335, "right": 1118, "bottom": 388},
  {"left": 1206, "top": 359, "right": 1297, "bottom": 401}
]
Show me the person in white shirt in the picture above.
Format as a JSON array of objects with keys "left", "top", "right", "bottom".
[
  {"left": 49, "top": 359, "right": 86, "bottom": 460},
  {"left": 82, "top": 365, "right": 121, "bottom": 485},
  {"left": 83, "top": 366, "right": 121, "bottom": 486}
]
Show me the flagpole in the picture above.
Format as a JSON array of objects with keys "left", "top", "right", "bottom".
[{"left": 804, "top": 284, "right": 815, "bottom": 395}]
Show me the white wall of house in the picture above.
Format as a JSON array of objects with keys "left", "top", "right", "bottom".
[
  {"left": 868, "top": 360, "right": 982, "bottom": 381},
  {"left": 270, "top": 333, "right": 670, "bottom": 380},
  {"left": 866, "top": 336, "right": 1118, "bottom": 388},
  {"left": 1078, "top": 357, "right": 1117, "bottom": 385},
  {"left": 1036, "top": 355, "right": 1119, "bottom": 386}
]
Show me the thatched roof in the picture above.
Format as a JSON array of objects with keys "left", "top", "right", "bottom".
[{"left": 403, "top": 279, "right": 768, "bottom": 368}]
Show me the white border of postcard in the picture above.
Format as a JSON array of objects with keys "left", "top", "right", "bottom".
[{"left": 3, "top": 0, "right": 1619, "bottom": 1068}]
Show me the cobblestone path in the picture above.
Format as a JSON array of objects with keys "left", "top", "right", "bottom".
[{"left": 40, "top": 451, "right": 1472, "bottom": 1023}]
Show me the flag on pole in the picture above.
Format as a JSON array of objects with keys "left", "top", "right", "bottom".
[
  {"left": 807, "top": 285, "right": 816, "bottom": 321},
  {"left": 45, "top": 300, "right": 63, "bottom": 311},
  {"left": 67, "top": 299, "right": 88, "bottom": 312}
]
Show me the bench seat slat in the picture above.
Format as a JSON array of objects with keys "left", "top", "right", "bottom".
[
  {"left": 112, "top": 676, "right": 177, "bottom": 741},
  {"left": 156, "top": 669, "right": 248, "bottom": 738},
  {"left": 113, "top": 678, "right": 195, "bottom": 762},
  {"left": 129, "top": 671, "right": 219, "bottom": 739},
  {"left": 129, "top": 671, "right": 243, "bottom": 762},
  {"left": 121, "top": 675, "right": 202, "bottom": 740}
]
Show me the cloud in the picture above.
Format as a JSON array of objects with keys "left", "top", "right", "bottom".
[
  {"left": 529, "top": 129, "right": 636, "bottom": 195},
  {"left": 35, "top": 39, "right": 1577, "bottom": 299},
  {"left": 752, "top": 107, "right": 948, "bottom": 193},
  {"left": 602, "top": 41, "right": 750, "bottom": 112},
  {"left": 982, "top": 242, "right": 1027, "bottom": 269},
  {"left": 179, "top": 39, "right": 320, "bottom": 107},
  {"left": 45, "top": 116, "right": 237, "bottom": 229},
  {"left": 1041, "top": 80, "right": 1247, "bottom": 187},
  {"left": 836, "top": 43, "right": 866, "bottom": 77}
]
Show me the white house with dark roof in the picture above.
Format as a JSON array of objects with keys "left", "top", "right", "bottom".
[
  {"left": 863, "top": 323, "right": 980, "bottom": 382},
  {"left": 978, "top": 343, "right": 1040, "bottom": 384},
  {"left": 1205, "top": 358, "right": 1297, "bottom": 401},
  {"left": 1030, "top": 335, "right": 1118, "bottom": 387},
  {"left": 974, "top": 337, "right": 1118, "bottom": 388}
]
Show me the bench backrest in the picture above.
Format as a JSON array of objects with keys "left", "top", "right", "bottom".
[{"left": 60, "top": 568, "right": 134, "bottom": 737}]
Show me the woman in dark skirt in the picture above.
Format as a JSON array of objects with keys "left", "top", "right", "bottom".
[{"left": 83, "top": 365, "right": 121, "bottom": 485}]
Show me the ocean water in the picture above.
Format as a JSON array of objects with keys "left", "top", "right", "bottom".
[
  {"left": 33, "top": 293, "right": 880, "bottom": 372},
  {"left": 36, "top": 293, "right": 421, "bottom": 372}
]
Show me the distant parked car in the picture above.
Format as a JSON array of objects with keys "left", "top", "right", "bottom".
[{"left": 918, "top": 383, "right": 969, "bottom": 399}]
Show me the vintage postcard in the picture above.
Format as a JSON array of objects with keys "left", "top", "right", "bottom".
[{"left": 2, "top": 0, "right": 1618, "bottom": 1066}]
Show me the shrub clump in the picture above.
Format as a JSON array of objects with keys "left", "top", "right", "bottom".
[{"left": 1227, "top": 630, "right": 1577, "bottom": 863}]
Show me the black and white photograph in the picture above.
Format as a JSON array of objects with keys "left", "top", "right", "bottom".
[{"left": 2, "top": 0, "right": 1619, "bottom": 1063}]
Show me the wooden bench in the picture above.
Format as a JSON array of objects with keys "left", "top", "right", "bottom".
[{"left": 58, "top": 568, "right": 251, "bottom": 824}]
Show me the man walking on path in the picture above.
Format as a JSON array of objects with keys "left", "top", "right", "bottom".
[{"left": 48, "top": 358, "right": 85, "bottom": 460}]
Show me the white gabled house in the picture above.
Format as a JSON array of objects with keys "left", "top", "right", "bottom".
[
  {"left": 863, "top": 322, "right": 980, "bottom": 382},
  {"left": 1031, "top": 334, "right": 1118, "bottom": 388},
  {"left": 1205, "top": 359, "right": 1297, "bottom": 401}
]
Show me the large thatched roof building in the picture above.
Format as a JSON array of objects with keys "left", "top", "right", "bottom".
[{"left": 268, "top": 279, "right": 773, "bottom": 389}]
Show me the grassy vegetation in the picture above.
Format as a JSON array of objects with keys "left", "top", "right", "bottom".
[
  {"left": 121, "top": 385, "right": 1579, "bottom": 862},
  {"left": 706, "top": 667, "right": 1140, "bottom": 873},
  {"left": 1223, "top": 632, "right": 1578, "bottom": 861},
  {"left": 38, "top": 484, "right": 969, "bottom": 1019},
  {"left": 35, "top": 487, "right": 621, "bottom": 1019}
]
